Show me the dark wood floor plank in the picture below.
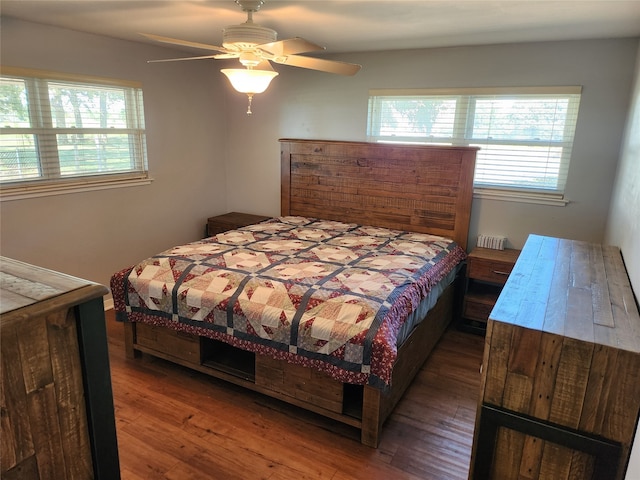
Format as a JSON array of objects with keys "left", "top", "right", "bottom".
[{"left": 105, "top": 311, "right": 483, "bottom": 479}]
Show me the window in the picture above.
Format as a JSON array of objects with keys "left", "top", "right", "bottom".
[
  {"left": 367, "top": 87, "right": 582, "bottom": 202},
  {"left": 1, "top": 67, "right": 149, "bottom": 199}
]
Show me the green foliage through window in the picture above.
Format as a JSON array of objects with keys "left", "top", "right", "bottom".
[{"left": 1, "top": 68, "right": 147, "bottom": 189}]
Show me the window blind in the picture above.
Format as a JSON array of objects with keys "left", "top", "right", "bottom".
[
  {"left": 1, "top": 67, "right": 148, "bottom": 189},
  {"left": 367, "top": 87, "right": 582, "bottom": 195}
]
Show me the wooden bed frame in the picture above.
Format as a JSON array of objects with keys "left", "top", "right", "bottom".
[{"left": 123, "top": 139, "right": 477, "bottom": 447}]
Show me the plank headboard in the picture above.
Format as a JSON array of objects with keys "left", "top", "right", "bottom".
[{"left": 280, "top": 139, "right": 477, "bottom": 251}]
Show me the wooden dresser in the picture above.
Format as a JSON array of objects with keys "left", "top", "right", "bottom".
[
  {"left": 470, "top": 234, "right": 640, "bottom": 480},
  {"left": 1, "top": 257, "right": 120, "bottom": 479}
]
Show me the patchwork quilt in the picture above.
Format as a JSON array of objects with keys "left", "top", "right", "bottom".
[{"left": 111, "top": 216, "right": 466, "bottom": 388}]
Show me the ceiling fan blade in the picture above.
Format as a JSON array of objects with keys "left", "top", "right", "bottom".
[
  {"left": 272, "top": 55, "right": 361, "bottom": 76},
  {"left": 141, "top": 33, "right": 230, "bottom": 54},
  {"left": 258, "top": 37, "right": 325, "bottom": 56},
  {"left": 147, "top": 55, "right": 219, "bottom": 63},
  {"left": 214, "top": 53, "right": 241, "bottom": 59}
]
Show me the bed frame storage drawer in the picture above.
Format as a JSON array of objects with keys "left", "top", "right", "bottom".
[
  {"left": 135, "top": 323, "right": 200, "bottom": 364},
  {"left": 256, "top": 355, "right": 344, "bottom": 414}
]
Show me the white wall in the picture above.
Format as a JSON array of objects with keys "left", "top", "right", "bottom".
[
  {"left": 604, "top": 40, "right": 640, "bottom": 480},
  {"left": 0, "top": 18, "right": 229, "bottom": 289},
  {"left": 606, "top": 41, "right": 640, "bottom": 295},
  {"left": 225, "top": 39, "right": 638, "bottom": 250}
]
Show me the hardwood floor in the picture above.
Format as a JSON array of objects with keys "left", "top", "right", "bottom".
[{"left": 105, "top": 311, "right": 485, "bottom": 480}]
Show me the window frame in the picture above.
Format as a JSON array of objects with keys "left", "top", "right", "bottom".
[
  {"left": 367, "top": 86, "right": 582, "bottom": 205},
  {"left": 0, "top": 67, "right": 151, "bottom": 201}
]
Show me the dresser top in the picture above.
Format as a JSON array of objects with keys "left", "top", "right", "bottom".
[
  {"left": 0, "top": 257, "right": 107, "bottom": 315},
  {"left": 490, "top": 234, "right": 640, "bottom": 352}
]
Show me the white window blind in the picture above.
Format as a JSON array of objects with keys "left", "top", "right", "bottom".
[
  {"left": 367, "top": 87, "right": 582, "bottom": 195},
  {"left": 1, "top": 67, "right": 148, "bottom": 195}
]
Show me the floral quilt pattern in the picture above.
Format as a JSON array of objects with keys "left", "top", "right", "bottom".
[{"left": 111, "top": 216, "right": 465, "bottom": 388}]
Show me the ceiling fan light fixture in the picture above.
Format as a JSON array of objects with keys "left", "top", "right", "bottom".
[
  {"left": 221, "top": 67, "right": 278, "bottom": 114},
  {"left": 221, "top": 67, "right": 278, "bottom": 94}
]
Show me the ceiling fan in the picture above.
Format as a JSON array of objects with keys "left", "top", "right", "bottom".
[{"left": 143, "top": 0, "right": 361, "bottom": 114}]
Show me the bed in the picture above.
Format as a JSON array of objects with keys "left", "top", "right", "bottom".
[{"left": 111, "top": 139, "right": 477, "bottom": 447}]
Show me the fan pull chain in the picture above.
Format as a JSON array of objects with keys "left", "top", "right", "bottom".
[{"left": 246, "top": 94, "right": 254, "bottom": 115}]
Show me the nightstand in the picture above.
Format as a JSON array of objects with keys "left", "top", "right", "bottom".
[
  {"left": 461, "top": 246, "right": 520, "bottom": 334},
  {"left": 206, "top": 212, "right": 271, "bottom": 236}
]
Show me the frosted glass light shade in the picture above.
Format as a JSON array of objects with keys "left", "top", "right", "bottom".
[{"left": 221, "top": 68, "right": 278, "bottom": 94}]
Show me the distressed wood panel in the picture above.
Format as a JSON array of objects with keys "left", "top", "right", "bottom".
[
  {"left": 281, "top": 139, "right": 477, "bottom": 250},
  {"left": 2, "top": 308, "right": 91, "bottom": 479}
]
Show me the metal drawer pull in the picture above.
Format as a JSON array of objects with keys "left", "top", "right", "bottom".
[{"left": 492, "top": 270, "right": 510, "bottom": 276}]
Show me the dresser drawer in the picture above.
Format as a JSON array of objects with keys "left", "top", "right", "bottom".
[
  {"left": 467, "top": 257, "right": 515, "bottom": 285},
  {"left": 135, "top": 323, "right": 200, "bottom": 364},
  {"left": 463, "top": 297, "right": 495, "bottom": 322}
]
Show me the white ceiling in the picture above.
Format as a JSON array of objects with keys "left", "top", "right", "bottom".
[{"left": 2, "top": 0, "right": 640, "bottom": 55}]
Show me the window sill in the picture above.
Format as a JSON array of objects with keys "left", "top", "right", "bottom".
[
  {"left": 0, "top": 176, "right": 153, "bottom": 201},
  {"left": 474, "top": 188, "right": 569, "bottom": 206}
]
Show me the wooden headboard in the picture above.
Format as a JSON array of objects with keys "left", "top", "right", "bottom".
[{"left": 280, "top": 139, "right": 477, "bottom": 251}]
